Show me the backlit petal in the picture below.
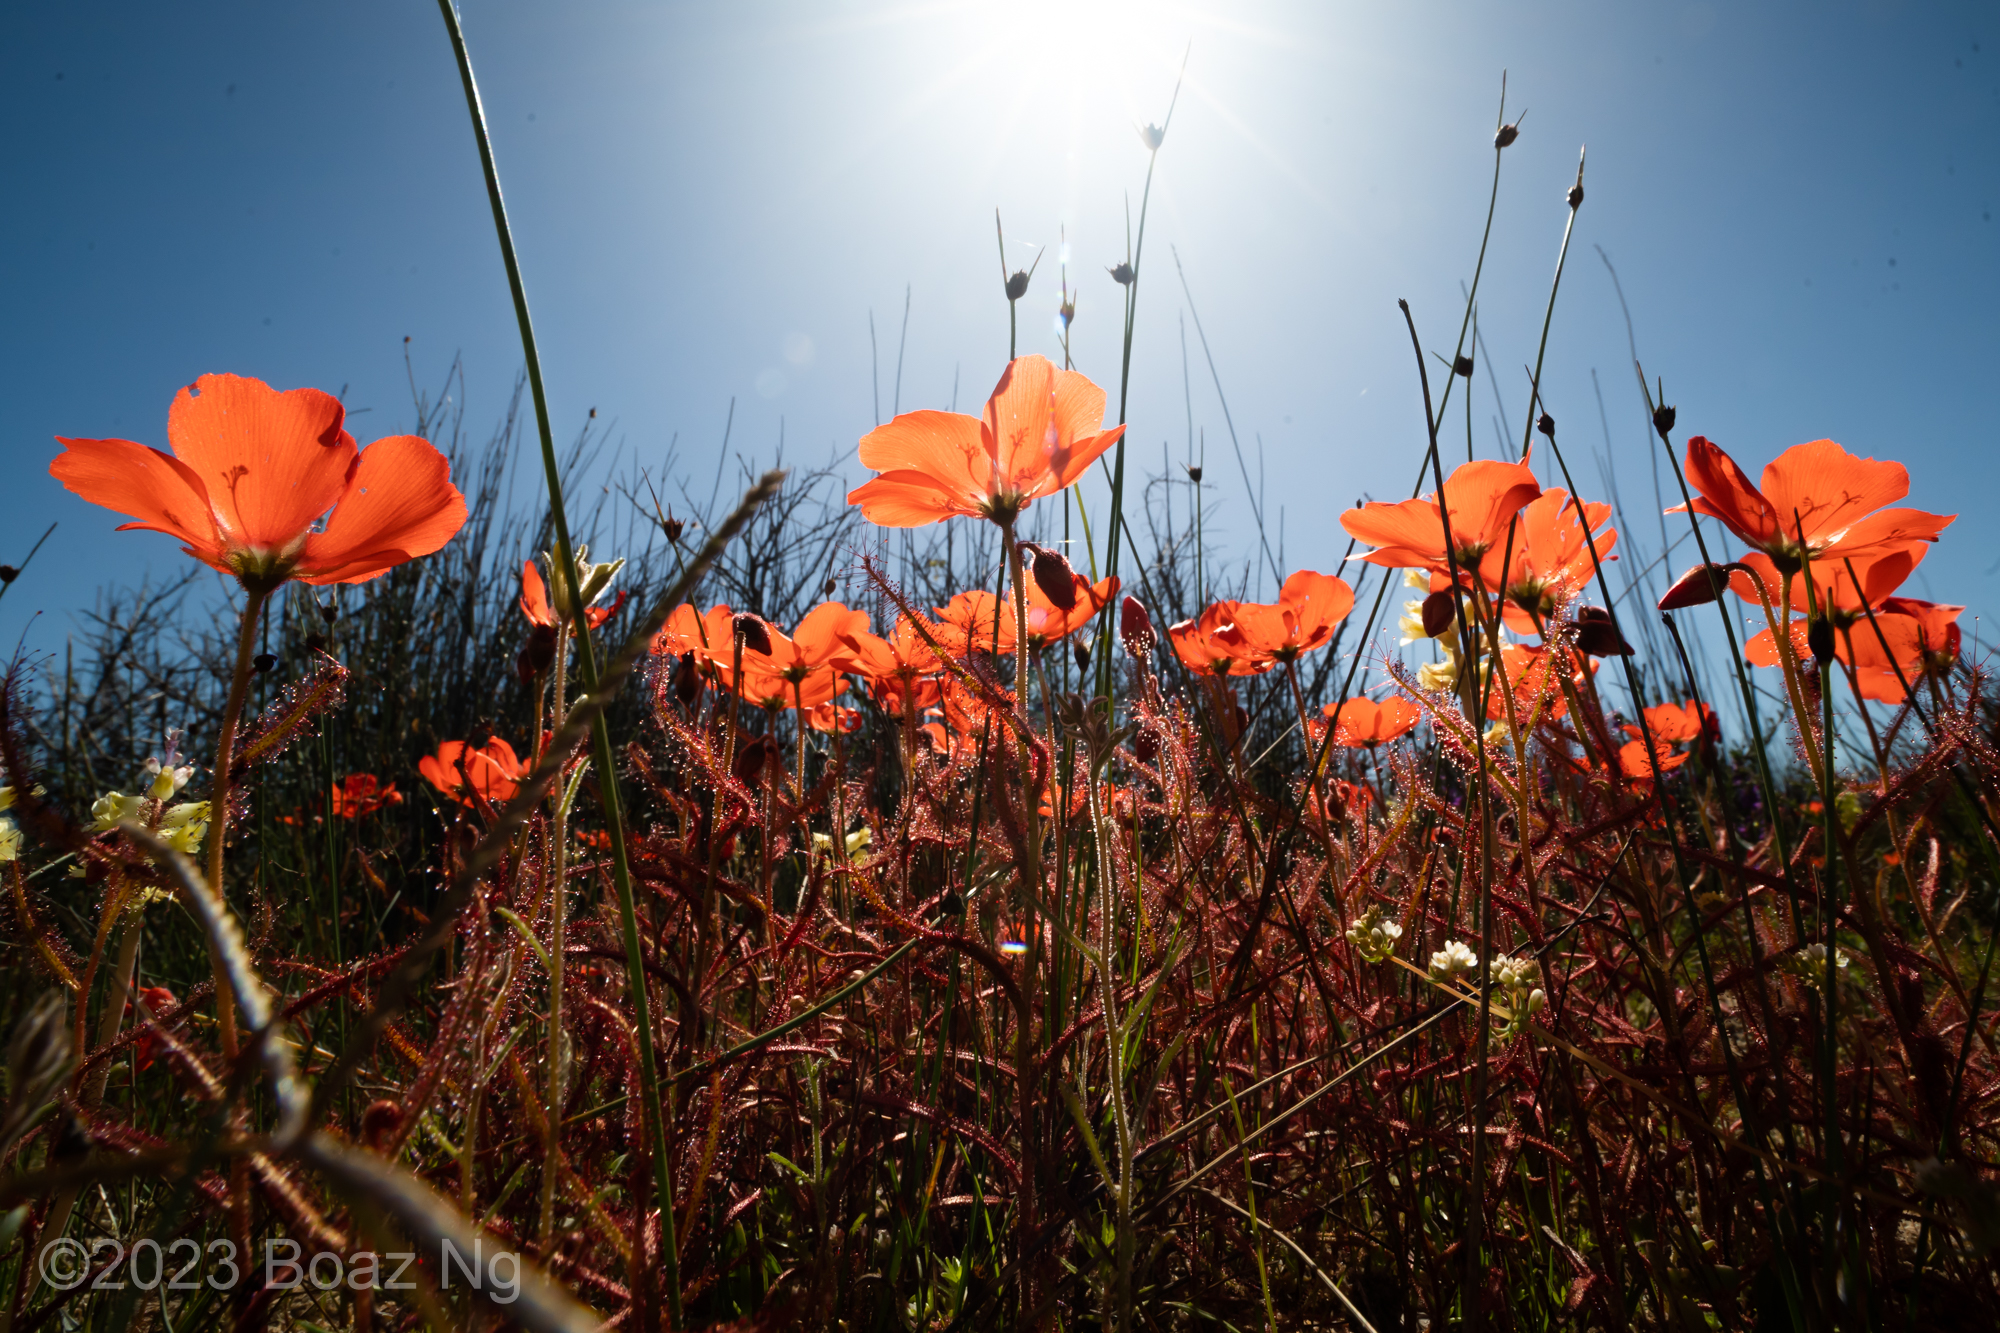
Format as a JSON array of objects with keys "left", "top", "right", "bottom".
[
  {"left": 50, "top": 436, "right": 225, "bottom": 568},
  {"left": 298, "top": 435, "right": 468, "bottom": 585},
  {"left": 846, "top": 471, "right": 979, "bottom": 527},
  {"left": 167, "top": 373, "right": 358, "bottom": 551},
  {"left": 1757, "top": 439, "right": 1908, "bottom": 549}
]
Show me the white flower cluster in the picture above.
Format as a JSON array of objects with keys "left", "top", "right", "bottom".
[
  {"left": 1492, "top": 954, "right": 1548, "bottom": 1036},
  {"left": 1428, "top": 939, "right": 1478, "bottom": 984},
  {"left": 1345, "top": 904, "right": 1403, "bottom": 964}
]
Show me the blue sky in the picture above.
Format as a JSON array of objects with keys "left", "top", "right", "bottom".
[{"left": 4, "top": 1, "right": 1995, "bottom": 677}]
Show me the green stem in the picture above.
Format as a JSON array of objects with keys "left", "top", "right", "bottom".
[{"left": 433, "top": 4, "right": 680, "bottom": 1323}]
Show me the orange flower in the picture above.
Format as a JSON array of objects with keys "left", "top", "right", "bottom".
[
  {"left": 1616, "top": 738, "right": 1689, "bottom": 785},
  {"left": 1340, "top": 459, "right": 1543, "bottom": 583},
  {"left": 651, "top": 603, "right": 737, "bottom": 661},
  {"left": 1730, "top": 544, "right": 1922, "bottom": 616},
  {"left": 934, "top": 591, "right": 1015, "bottom": 658},
  {"left": 861, "top": 617, "right": 946, "bottom": 713},
  {"left": 710, "top": 603, "right": 886, "bottom": 712},
  {"left": 420, "top": 738, "right": 528, "bottom": 809},
  {"left": 1671, "top": 436, "right": 1953, "bottom": 577},
  {"left": 1841, "top": 597, "right": 1964, "bottom": 703},
  {"left": 1223, "top": 571, "right": 1355, "bottom": 667},
  {"left": 1638, "top": 701, "right": 1716, "bottom": 744},
  {"left": 1484, "top": 643, "right": 1578, "bottom": 722},
  {"left": 329, "top": 774, "right": 403, "bottom": 819},
  {"left": 807, "top": 703, "right": 863, "bottom": 733},
  {"left": 870, "top": 673, "right": 943, "bottom": 716},
  {"left": 1490, "top": 489, "right": 1617, "bottom": 633},
  {"left": 130, "top": 986, "right": 178, "bottom": 1071},
  {"left": 51, "top": 373, "right": 467, "bottom": 588},
  {"left": 846, "top": 356, "right": 1125, "bottom": 527},
  {"left": 1022, "top": 573, "right": 1120, "bottom": 652},
  {"left": 520, "top": 560, "right": 625, "bottom": 629},
  {"left": 1318, "top": 696, "right": 1421, "bottom": 747},
  {"left": 1168, "top": 602, "right": 1271, "bottom": 678}
]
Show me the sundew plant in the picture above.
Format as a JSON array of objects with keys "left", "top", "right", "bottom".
[{"left": 1, "top": 7, "right": 1997, "bottom": 1333}]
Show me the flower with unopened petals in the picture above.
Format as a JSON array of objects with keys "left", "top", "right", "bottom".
[
  {"left": 1346, "top": 905, "right": 1403, "bottom": 963},
  {"left": 51, "top": 373, "right": 468, "bottom": 590}
]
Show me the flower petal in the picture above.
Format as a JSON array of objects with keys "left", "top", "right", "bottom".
[
  {"left": 166, "top": 373, "right": 359, "bottom": 552},
  {"left": 519, "top": 560, "right": 554, "bottom": 626},
  {"left": 846, "top": 471, "right": 977, "bottom": 528},
  {"left": 1673, "top": 435, "right": 1781, "bottom": 548},
  {"left": 50, "top": 436, "right": 226, "bottom": 568},
  {"left": 298, "top": 435, "right": 467, "bottom": 585},
  {"left": 857, "top": 411, "right": 985, "bottom": 494},
  {"left": 1756, "top": 439, "right": 1908, "bottom": 549}
]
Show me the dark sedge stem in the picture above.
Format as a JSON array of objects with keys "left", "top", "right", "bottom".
[
  {"left": 1638, "top": 373, "right": 1791, "bottom": 870},
  {"left": 434, "top": 3, "right": 681, "bottom": 1324},
  {"left": 1518, "top": 148, "right": 1584, "bottom": 462},
  {"left": 1397, "top": 299, "right": 1494, "bottom": 1332}
]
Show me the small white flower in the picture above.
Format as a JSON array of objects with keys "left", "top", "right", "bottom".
[
  {"left": 1429, "top": 939, "right": 1478, "bottom": 983},
  {"left": 1781, "top": 942, "right": 1851, "bottom": 988},
  {"left": 1345, "top": 905, "right": 1404, "bottom": 964},
  {"left": 148, "top": 764, "right": 195, "bottom": 802},
  {"left": 1403, "top": 569, "right": 1430, "bottom": 590},
  {"left": 0, "top": 816, "right": 20, "bottom": 862},
  {"left": 0, "top": 784, "right": 15, "bottom": 812}
]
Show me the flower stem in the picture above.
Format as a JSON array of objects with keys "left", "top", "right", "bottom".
[{"left": 206, "top": 581, "right": 270, "bottom": 1058}]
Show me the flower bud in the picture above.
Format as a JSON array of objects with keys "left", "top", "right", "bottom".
[
  {"left": 0, "top": 566, "right": 17, "bottom": 585},
  {"left": 1651, "top": 403, "right": 1677, "bottom": 438},
  {"left": 1537, "top": 412, "right": 1556, "bottom": 440},
  {"left": 663, "top": 510, "right": 685, "bottom": 544},
  {"left": 824, "top": 578, "right": 838, "bottom": 597},
  {"left": 1495, "top": 120, "right": 1521, "bottom": 149},
  {"left": 517, "top": 623, "right": 557, "bottom": 682},
  {"left": 733, "top": 735, "right": 780, "bottom": 786},
  {"left": 1658, "top": 564, "right": 1730, "bottom": 611},
  {"left": 1119, "top": 596, "right": 1155, "bottom": 658},
  {"left": 305, "top": 633, "right": 328, "bottom": 654},
  {"left": 1573, "top": 606, "right": 1634, "bottom": 657},
  {"left": 253, "top": 652, "right": 277, "bottom": 675},
  {"left": 1421, "top": 590, "right": 1458, "bottom": 639},
  {"left": 936, "top": 888, "right": 964, "bottom": 919},
  {"left": 1807, "top": 616, "right": 1837, "bottom": 664},
  {"left": 734, "top": 613, "right": 772, "bottom": 656},
  {"left": 1059, "top": 296, "right": 1076, "bottom": 329},
  {"left": 672, "top": 651, "right": 703, "bottom": 708},
  {"left": 1073, "top": 638, "right": 1091, "bottom": 671},
  {"left": 1108, "top": 262, "right": 1135, "bottom": 286},
  {"left": 1186, "top": 464, "right": 1203, "bottom": 484},
  {"left": 318, "top": 601, "right": 338, "bottom": 626},
  {"left": 1005, "top": 270, "right": 1031, "bottom": 301},
  {"left": 1139, "top": 123, "right": 1166, "bottom": 151},
  {"left": 1028, "top": 545, "right": 1078, "bottom": 610},
  {"left": 1453, "top": 354, "right": 1475, "bottom": 378},
  {"left": 1134, "top": 727, "right": 1160, "bottom": 764}
]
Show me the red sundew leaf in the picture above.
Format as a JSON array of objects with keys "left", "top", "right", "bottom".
[{"left": 231, "top": 650, "right": 351, "bottom": 778}]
